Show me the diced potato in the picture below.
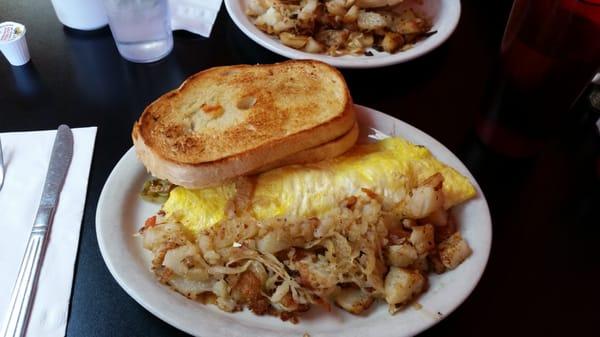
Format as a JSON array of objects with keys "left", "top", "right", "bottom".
[
  {"left": 298, "top": 0, "right": 318, "bottom": 22},
  {"left": 381, "top": 32, "right": 404, "bottom": 53},
  {"left": 386, "top": 244, "right": 418, "bottom": 267},
  {"left": 409, "top": 224, "right": 435, "bottom": 255},
  {"left": 392, "top": 17, "right": 427, "bottom": 34},
  {"left": 405, "top": 185, "right": 444, "bottom": 219},
  {"left": 304, "top": 37, "right": 325, "bottom": 53},
  {"left": 357, "top": 11, "right": 389, "bottom": 31},
  {"left": 384, "top": 267, "right": 425, "bottom": 309},
  {"left": 334, "top": 287, "right": 375, "bottom": 314},
  {"left": 279, "top": 32, "right": 309, "bottom": 49},
  {"left": 438, "top": 232, "right": 472, "bottom": 269},
  {"left": 255, "top": 7, "right": 295, "bottom": 34},
  {"left": 246, "top": 0, "right": 270, "bottom": 16},
  {"left": 346, "top": 32, "right": 373, "bottom": 51},
  {"left": 343, "top": 5, "right": 359, "bottom": 23},
  {"left": 254, "top": 7, "right": 281, "bottom": 28},
  {"left": 316, "top": 29, "right": 350, "bottom": 48},
  {"left": 326, "top": 0, "right": 348, "bottom": 16}
]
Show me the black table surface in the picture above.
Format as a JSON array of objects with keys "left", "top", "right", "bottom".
[{"left": 1, "top": 1, "right": 599, "bottom": 336}]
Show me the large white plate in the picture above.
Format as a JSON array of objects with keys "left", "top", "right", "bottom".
[
  {"left": 96, "top": 105, "right": 492, "bottom": 337},
  {"left": 224, "top": 0, "right": 461, "bottom": 68}
]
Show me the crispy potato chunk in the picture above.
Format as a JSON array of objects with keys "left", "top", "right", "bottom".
[
  {"left": 298, "top": 0, "right": 319, "bottom": 22},
  {"left": 409, "top": 224, "right": 435, "bottom": 255},
  {"left": 392, "top": 17, "right": 427, "bottom": 34},
  {"left": 343, "top": 5, "right": 360, "bottom": 23},
  {"left": 304, "top": 37, "right": 325, "bottom": 53},
  {"left": 384, "top": 267, "right": 425, "bottom": 312},
  {"left": 326, "top": 0, "right": 347, "bottom": 16},
  {"left": 405, "top": 185, "right": 444, "bottom": 219},
  {"left": 316, "top": 29, "right": 350, "bottom": 48},
  {"left": 357, "top": 11, "right": 389, "bottom": 31},
  {"left": 381, "top": 32, "right": 405, "bottom": 53},
  {"left": 386, "top": 244, "right": 418, "bottom": 267},
  {"left": 279, "top": 32, "right": 309, "bottom": 49},
  {"left": 334, "top": 287, "right": 375, "bottom": 314},
  {"left": 246, "top": 0, "right": 271, "bottom": 16},
  {"left": 438, "top": 232, "right": 472, "bottom": 269},
  {"left": 248, "top": 0, "right": 431, "bottom": 56}
]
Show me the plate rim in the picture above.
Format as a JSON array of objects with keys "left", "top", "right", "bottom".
[
  {"left": 96, "top": 104, "right": 492, "bottom": 337},
  {"left": 223, "top": 0, "right": 462, "bottom": 69}
]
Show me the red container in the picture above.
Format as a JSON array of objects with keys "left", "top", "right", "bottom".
[{"left": 478, "top": 0, "right": 600, "bottom": 156}]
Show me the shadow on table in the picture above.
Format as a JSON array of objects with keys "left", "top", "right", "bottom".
[
  {"left": 63, "top": 25, "right": 188, "bottom": 122},
  {"left": 9, "top": 62, "right": 45, "bottom": 99}
]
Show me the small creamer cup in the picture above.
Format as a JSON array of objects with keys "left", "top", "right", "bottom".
[{"left": 0, "top": 22, "right": 30, "bottom": 66}]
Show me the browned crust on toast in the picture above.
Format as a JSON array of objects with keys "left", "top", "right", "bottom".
[
  {"left": 250, "top": 122, "right": 359, "bottom": 174},
  {"left": 132, "top": 60, "right": 355, "bottom": 188}
]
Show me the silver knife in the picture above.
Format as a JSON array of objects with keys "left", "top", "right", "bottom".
[{"left": 1, "top": 125, "right": 73, "bottom": 337}]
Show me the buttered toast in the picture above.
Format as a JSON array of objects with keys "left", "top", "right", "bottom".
[{"left": 132, "top": 60, "right": 356, "bottom": 188}]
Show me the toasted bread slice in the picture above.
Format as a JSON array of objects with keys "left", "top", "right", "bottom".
[
  {"left": 133, "top": 60, "right": 355, "bottom": 188},
  {"left": 252, "top": 122, "right": 359, "bottom": 174}
]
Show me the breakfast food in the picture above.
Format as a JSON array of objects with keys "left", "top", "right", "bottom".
[
  {"left": 132, "top": 60, "right": 356, "bottom": 189},
  {"left": 252, "top": 121, "right": 359, "bottom": 174},
  {"left": 138, "top": 137, "right": 476, "bottom": 321},
  {"left": 246, "top": 0, "right": 433, "bottom": 56},
  {"left": 133, "top": 62, "right": 476, "bottom": 322}
]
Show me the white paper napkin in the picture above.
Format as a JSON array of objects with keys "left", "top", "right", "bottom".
[
  {"left": 0, "top": 127, "right": 97, "bottom": 337},
  {"left": 170, "top": 0, "right": 223, "bottom": 37}
]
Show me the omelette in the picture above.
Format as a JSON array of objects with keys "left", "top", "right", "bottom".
[
  {"left": 140, "top": 136, "right": 476, "bottom": 320},
  {"left": 161, "top": 137, "right": 476, "bottom": 235}
]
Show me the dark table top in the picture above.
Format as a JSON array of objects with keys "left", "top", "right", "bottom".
[{"left": 1, "top": 0, "right": 599, "bottom": 336}]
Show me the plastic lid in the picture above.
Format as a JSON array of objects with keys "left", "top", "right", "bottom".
[{"left": 0, "top": 22, "right": 26, "bottom": 43}]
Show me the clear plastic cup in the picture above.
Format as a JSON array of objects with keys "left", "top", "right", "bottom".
[
  {"left": 102, "top": 0, "right": 173, "bottom": 63},
  {"left": 0, "top": 22, "right": 30, "bottom": 66}
]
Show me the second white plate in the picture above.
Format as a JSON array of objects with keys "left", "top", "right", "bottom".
[
  {"left": 96, "top": 104, "right": 492, "bottom": 337},
  {"left": 224, "top": 0, "right": 461, "bottom": 68}
]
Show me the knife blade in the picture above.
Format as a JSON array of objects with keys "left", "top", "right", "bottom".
[{"left": 1, "top": 125, "right": 73, "bottom": 337}]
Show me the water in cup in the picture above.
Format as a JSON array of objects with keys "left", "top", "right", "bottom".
[{"left": 104, "top": 0, "right": 173, "bottom": 63}]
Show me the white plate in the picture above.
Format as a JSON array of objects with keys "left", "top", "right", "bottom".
[
  {"left": 224, "top": 0, "right": 461, "bottom": 68},
  {"left": 97, "top": 105, "right": 492, "bottom": 337}
]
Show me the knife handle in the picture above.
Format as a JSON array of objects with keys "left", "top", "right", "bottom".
[{"left": 1, "top": 218, "right": 51, "bottom": 337}]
